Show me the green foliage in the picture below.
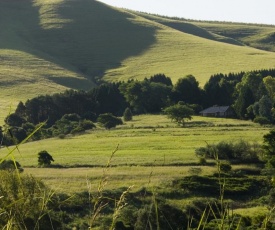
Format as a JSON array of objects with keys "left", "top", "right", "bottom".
[
  {"left": 234, "top": 85, "right": 255, "bottom": 119},
  {"left": 0, "top": 171, "right": 61, "bottom": 229},
  {"left": 79, "top": 119, "right": 96, "bottom": 130},
  {"left": 51, "top": 114, "right": 95, "bottom": 136},
  {"left": 254, "top": 116, "right": 271, "bottom": 125},
  {"left": 119, "top": 80, "right": 171, "bottom": 114},
  {"left": 38, "top": 150, "right": 54, "bottom": 167},
  {"left": 163, "top": 103, "right": 194, "bottom": 125},
  {"left": 147, "top": 73, "right": 173, "bottom": 86},
  {"left": 263, "top": 76, "right": 275, "bottom": 101},
  {"left": 263, "top": 129, "right": 275, "bottom": 157},
  {"left": 172, "top": 75, "right": 203, "bottom": 105},
  {"left": 195, "top": 140, "right": 261, "bottom": 163},
  {"left": 97, "top": 113, "right": 123, "bottom": 129},
  {"left": 219, "top": 161, "right": 232, "bottom": 173},
  {"left": 173, "top": 175, "right": 269, "bottom": 198},
  {"left": 4, "top": 113, "right": 25, "bottom": 127},
  {"left": 0, "top": 160, "right": 23, "bottom": 172},
  {"left": 258, "top": 95, "right": 273, "bottom": 120},
  {"left": 123, "top": 107, "right": 133, "bottom": 121}
]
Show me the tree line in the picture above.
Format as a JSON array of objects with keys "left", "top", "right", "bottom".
[{"left": 2, "top": 69, "right": 275, "bottom": 145}]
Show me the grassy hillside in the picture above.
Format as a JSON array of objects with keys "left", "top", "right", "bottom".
[
  {"left": 1, "top": 0, "right": 275, "bottom": 120},
  {"left": 104, "top": 11, "right": 275, "bottom": 84},
  {"left": 137, "top": 13, "right": 275, "bottom": 52}
]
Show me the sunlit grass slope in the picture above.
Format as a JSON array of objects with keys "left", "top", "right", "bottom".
[
  {"left": 1, "top": 0, "right": 275, "bottom": 119},
  {"left": 103, "top": 11, "right": 275, "bottom": 85},
  {"left": 193, "top": 21, "right": 275, "bottom": 52}
]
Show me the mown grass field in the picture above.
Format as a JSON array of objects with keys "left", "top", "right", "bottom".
[
  {"left": 4, "top": 114, "right": 269, "bottom": 194},
  {"left": 1, "top": 0, "right": 275, "bottom": 121}
]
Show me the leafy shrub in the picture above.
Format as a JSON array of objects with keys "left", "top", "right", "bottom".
[
  {"left": 0, "top": 159, "right": 23, "bottom": 172},
  {"left": 80, "top": 119, "right": 96, "bottom": 130},
  {"left": 38, "top": 150, "right": 54, "bottom": 167},
  {"left": 219, "top": 161, "right": 232, "bottom": 173},
  {"left": 97, "top": 113, "right": 123, "bottom": 129},
  {"left": 62, "top": 113, "right": 81, "bottom": 122},
  {"left": 254, "top": 116, "right": 271, "bottom": 125},
  {"left": 123, "top": 107, "right": 133, "bottom": 121},
  {"left": 195, "top": 140, "right": 261, "bottom": 163},
  {"left": 71, "top": 126, "right": 85, "bottom": 134}
]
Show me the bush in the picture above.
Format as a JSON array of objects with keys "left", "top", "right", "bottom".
[
  {"left": 253, "top": 116, "right": 271, "bottom": 125},
  {"left": 80, "top": 119, "right": 96, "bottom": 130},
  {"left": 123, "top": 107, "right": 133, "bottom": 121},
  {"left": 97, "top": 113, "right": 123, "bottom": 129},
  {"left": 195, "top": 140, "right": 261, "bottom": 163},
  {"left": 219, "top": 161, "right": 232, "bottom": 173},
  {"left": 38, "top": 150, "right": 54, "bottom": 167},
  {"left": 0, "top": 159, "right": 23, "bottom": 172}
]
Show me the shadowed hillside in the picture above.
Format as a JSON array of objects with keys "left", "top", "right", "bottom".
[
  {"left": 1, "top": 0, "right": 275, "bottom": 122},
  {"left": 0, "top": 0, "right": 156, "bottom": 120},
  {"left": 31, "top": 0, "right": 156, "bottom": 80}
]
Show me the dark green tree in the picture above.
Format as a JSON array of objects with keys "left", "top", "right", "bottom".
[
  {"left": 5, "top": 113, "right": 26, "bottom": 127},
  {"left": 97, "top": 113, "right": 123, "bottom": 129},
  {"left": 233, "top": 85, "right": 254, "bottom": 119},
  {"left": 148, "top": 73, "right": 173, "bottom": 86},
  {"left": 163, "top": 104, "right": 194, "bottom": 125},
  {"left": 38, "top": 150, "right": 54, "bottom": 167},
  {"left": 258, "top": 95, "right": 272, "bottom": 120},
  {"left": 119, "top": 80, "right": 171, "bottom": 114},
  {"left": 263, "top": 130, "right": 275, "bottom": 157},
  {"left": 123, "top": 107, "right": 133, "bottom": 121},
  {"left": 89, "top": 83, "right": 128, "bottom": 116},
  {"left": 15, "top": 101, "right": 26, "bottom": 118},
  {"left": 172, "top": 75, "right": 203, "bottom": 105}
]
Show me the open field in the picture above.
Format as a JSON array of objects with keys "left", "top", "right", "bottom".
[
  {"left": 24, "top": 166, "right": 217, "bottom": 194},
  {"left": 1, "top": 0, "right": 275, "bottom": 120},
  {"left": 3, "top": 114, "right": 270, "bottom": 194}
]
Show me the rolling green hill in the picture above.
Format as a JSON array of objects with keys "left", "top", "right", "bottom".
[{"left": 1, "top": 0, "right": 275, "bottom": 120}]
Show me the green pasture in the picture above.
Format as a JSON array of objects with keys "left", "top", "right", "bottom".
[
  {"left": 6, "top": 115, "right": 269, "bottom": 167},
  {"left": 1, "top": 0, "right": 275, "bottom": 121},
  {"left": 2, "top": 115, "right": 270, "bottom": 193},
  {"left": 24, "top": 165, "right": 217, "bottom": 194}
]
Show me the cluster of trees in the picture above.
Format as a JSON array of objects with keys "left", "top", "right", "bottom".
[{"left": 2, "top": 69, "right": 275, "bottom": 145}]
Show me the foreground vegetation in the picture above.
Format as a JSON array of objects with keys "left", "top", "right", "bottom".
[{"left": 1, "top": 115, "right": 275, "bottom": 229}]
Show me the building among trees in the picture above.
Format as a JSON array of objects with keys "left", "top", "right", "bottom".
[{"left": 199, "top": 106, "right": 234, "bottom": 118}]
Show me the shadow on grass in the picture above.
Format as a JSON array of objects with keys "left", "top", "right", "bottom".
[{"left": 0, "top": 0, "right": 157, "bottom": 89}]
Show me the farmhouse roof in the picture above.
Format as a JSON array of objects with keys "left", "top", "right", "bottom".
[{"left": 200, "top": 106, "right": 230, "bottom": 114}]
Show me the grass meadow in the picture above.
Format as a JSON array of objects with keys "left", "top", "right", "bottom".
[{"left": 5, "top": 114, "right": 269, "bottom": 194}]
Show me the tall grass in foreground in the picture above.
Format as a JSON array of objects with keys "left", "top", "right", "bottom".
[
  {"left": 87, "top": 144, "right": 133, "bottom": 229},
  {"left": 0, "top": 121, "right": 61, "bottom": 229},
  {"left": 1, "top": 117, "right": 275, "bottom": 229},
  {"left": 189, "top": 143, "right": 273, "bottom": 230}
]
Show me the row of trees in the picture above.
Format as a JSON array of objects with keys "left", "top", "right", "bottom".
[{"left": 2, "top": 69, "right": 275, "bottom": 145}]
